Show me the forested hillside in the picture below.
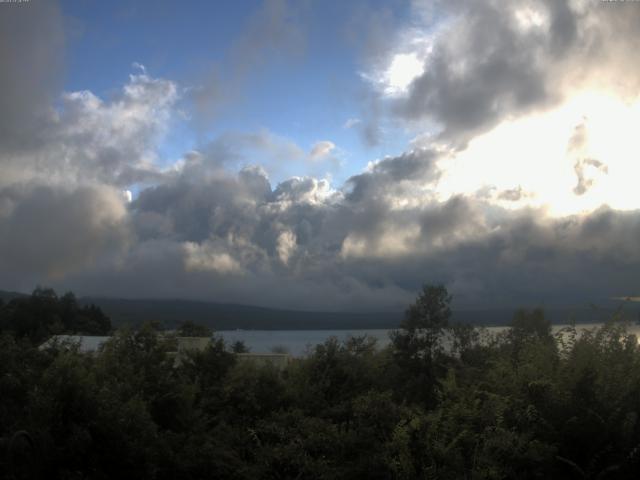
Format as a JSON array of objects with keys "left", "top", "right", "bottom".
[
  {"left": 3, "top": 288, "right": 634, "bottom": 331},
  {"left": 0, "top": 287, "right": 111, "bottom": 343}
]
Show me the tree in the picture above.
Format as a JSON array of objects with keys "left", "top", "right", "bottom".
[
  {"left": 231, "top": 340, "right": 249, "bottom": 353},
  {"left": 402, "top": 285, "right": 451, "bottom": 336},
  {"left": 390, "top": 285, "right": 452, "bottom": 406},
  {"left": 0, "top": 288, "right": 112, "bottom": 343},
  {"left": 177, "top": 320, "right": 212, "bottom": 338},
  {"left": 507, "top": 308, "right": 554, "bottom": 364},
  {"left": 392, "top": 285, "right": 452, "bottom": 362},
  {"left": 510, "top": 308, "right": 551, "bottom": 341}
]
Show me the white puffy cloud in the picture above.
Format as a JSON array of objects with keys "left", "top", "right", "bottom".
[
  {"left": 1, "top": 72, "right": 178, "bottom": 189},
  {"left": 183, "top": 242, "right": 242, "bottom": 274},
  {"left": 276, "top": 230, "right": 297, "bottom": 265}
]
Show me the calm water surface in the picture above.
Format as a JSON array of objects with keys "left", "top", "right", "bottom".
[{"left": 217, "top": 323, "right": 640, "bottom": 357}]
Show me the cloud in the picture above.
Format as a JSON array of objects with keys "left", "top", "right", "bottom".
[
  {"left": 1, "top": 72, "right": 178, "bottom": 189},
  {"left": 4, "top": 1, "right": 640, "bottom": 314},
  {"left": 0, "top": 184, "right": 129, "bottom": 287},
  {"left": 365, "top": 0, "right": 640, "bottom": 148},
  {"left": 175, "top": 130, "right": 341, "bottom": 182},
  {"left": 573, "top": 158, "right": 608, "bottom": 196},
  {"left": 498, "top": 186, "right": 527, "bottom": 202},
  {"left": 218, "top": 130, "right": 306, "bottom": 166},
  {"left": 566, "top": 118, "right": 608, "bottom": 196},
  {"left": 343, "top": 118, "right": 361, "bottom": 129},
  {"left": 0, "top": 2, "right": 169, "bottom": 294},
  {"left": 189, "top": 0, "right": 308, "bottom": 128},
  {"left": 345, "top": 149, "right": 441, "bottom": 204},
  {"left": 272, "top": 176, "right": 334, "bottom": 205},
  {"left": 309, "top": 141, "right": 336, "bottom": 160},
  {"left": 397, "top": 0, "right": 567, "bottom": 145},
  {"left": 0, "top": 1, "right": 64, "bottom": 151},
  {"left": 184, "top": 241, "right": 242, "bottom": 274},
  {"left": 231, "top": 0, "right": 306, "bottom": 75},
  {"left": 356, "top": 92, "right": 384, "bottom": 147},
  {"left": 8, "top": 128, "right": 640, "bottom": 311},
  {"left": 276, "top": 230, "right": 297, "bottom": 265}
]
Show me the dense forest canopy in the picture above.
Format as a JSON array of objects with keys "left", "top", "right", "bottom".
[
  {"left": 0, "top": 287, "right": 111, "bottom": 343},
  {"left": 1, "top": 286, "right": 640, "bottom": 479}
]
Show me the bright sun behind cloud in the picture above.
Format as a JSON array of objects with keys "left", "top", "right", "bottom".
[
  {"left": 436, "top": 90, "right": 640, "bottom": 217},
  {"left": 383, "top": 52, "right": 425, "bottom": 96}
]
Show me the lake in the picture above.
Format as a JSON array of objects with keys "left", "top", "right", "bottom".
[{"left": 216, "top": 323, "right": 640, "bottom": 357}]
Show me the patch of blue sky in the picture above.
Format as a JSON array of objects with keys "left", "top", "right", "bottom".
[{"left": 59, "top": 0, "right": 415, "bottom": 188}]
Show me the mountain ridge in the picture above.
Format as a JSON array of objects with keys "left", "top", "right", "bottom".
[{"left": 2, "top": 290, "right": 638, "bottom": 330}]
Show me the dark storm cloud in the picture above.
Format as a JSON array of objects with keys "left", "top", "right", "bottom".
[
  {"left": 0, "top": 2, "right": 172, "bottom": 292},
  {"left": 74, "top": 158, "right": 640, "bottom": 311},
  {"left": 400, "top": 0, "right": 563, "bottom": 145},
  {"left": 53, "top": 149, "right": 439, "bottom": 310},
  {"left": 321, "top": 203, "right": 640, "bottom": 309},
  {"left": 345, "top": 149, "right": 440, "bottom": 203},
  {"left": 0, "top": 0, "right": 64, "bottom": 151},
  {"left": 9, "top": 133, "right": 640, "bottom": 311},
  {"left": 388, "top": 0, "right": 640, "bottom": 147},
  {"left": 132, "top": 165, "right": 272, "bottom": 243},
  {"left": 0, "top": 184, "right": 129, "bottom": 287}
]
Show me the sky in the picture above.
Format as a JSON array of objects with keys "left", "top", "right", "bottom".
[{"left": 1, "top": 0, "right": 640, "bottom": 312}]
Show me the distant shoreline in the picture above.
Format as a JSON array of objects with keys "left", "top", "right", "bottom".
[{"left": 3, "top": 289, "right": 638, "bottom": 330}]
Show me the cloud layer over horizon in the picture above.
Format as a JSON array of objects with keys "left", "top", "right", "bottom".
[{"left": 2, "top": 0, "right": 640, "bottom": 312}]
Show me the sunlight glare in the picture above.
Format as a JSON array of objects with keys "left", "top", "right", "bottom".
[
  {"left": 436, "top": 90, "right": 640, "bottom": 217},
  {"left": 384, "top": 52, "right": 424, "bottom": 96}
]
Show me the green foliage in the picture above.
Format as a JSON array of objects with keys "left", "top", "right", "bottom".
[
  {"left": 0, "top": 287, "right": 111, "bottom": 343},
  {"left": 231, "top": 339, "right": 250, "bottom": 353},
  {"left": 4, "top": 286, "right": 640, "bottom": 478},
  {"left": 176, "top": 320, "right": 212, "bottom": 338},
  {"left": 390, "top": 284, "right": 452, "bottom": 406}
]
